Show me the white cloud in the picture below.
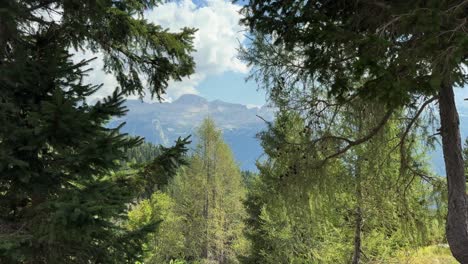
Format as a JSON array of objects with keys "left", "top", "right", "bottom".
[
  {"left": 73, "top": 0, "right": 247, "bottom": 102},
  {"left": 162, "top": 73, "right": 204, "bottom": 102},
  {"left": 72, "top": 51, "right": 118, "bottom": 101},
  {"left": 146, "top": 0, "right": 247, "bottom": 100}
]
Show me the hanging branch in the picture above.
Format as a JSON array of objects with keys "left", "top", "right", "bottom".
[{"left": 318, "top": 108, "right": 394, "bottom": 165}]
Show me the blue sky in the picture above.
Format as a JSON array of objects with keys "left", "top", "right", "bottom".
[
  {"left": 76, "top": 0, "right": 267, "bottom": 106},
  {"left": 186, "top": 0, "right": 266, "bottom": 106},
  {"left": 146, "top": 0, "right": 267, "bottom": 106},
  {"left": 197, "top": 72, "right": 265, "bottom": 106},
  {"left": 77, "top": 0, "right": 467, "bottom": 109}
]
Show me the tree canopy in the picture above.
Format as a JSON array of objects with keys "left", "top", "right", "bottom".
[
  {"left": 241, "top": 1, "right": 467, "bottom": 262},
  {"left": 128, "top": 118, "right": 248, "bottom": 264},
  {"left": 1, "top": 0, "right": 466, "bottom": 263},
  {"left": 0, "top": 1, "right": 195, "bottom": 262}
]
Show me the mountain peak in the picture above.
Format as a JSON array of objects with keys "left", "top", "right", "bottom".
[
  {"left": 112, "top": 94, "right": 276, "bottom": 171},
  {"left": 173, "top": 94, "right": 208, "bottom": 105}
]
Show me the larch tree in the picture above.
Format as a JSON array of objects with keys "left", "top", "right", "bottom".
[
  {"left": 169, "top": 118, "right": 248, "bottom": 264},
  {"left": 0, "top": 0, "right": 195, "bottom": 263},
  {"left": 243, "top": 109, "right": 444, "bottom": 263},
  {"left": 339, "top": 102, "right": 442, "bottom": 264},
  {"left": 241, "top": 1, "right": 467, "bottom": 262},
  {"left": 127, "top": 190, "right": 187, "bottom": 263}
]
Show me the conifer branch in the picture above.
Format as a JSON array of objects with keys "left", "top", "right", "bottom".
[{"left": 319, "top": 108, "right": 394, "bottom": 164}]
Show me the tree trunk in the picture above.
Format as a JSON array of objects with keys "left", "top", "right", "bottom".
[
  {"left": 352, "top": 205, "right": 362, "bottom": 264},
  {"left": 352, "top": 155, "right": 363, "bottom": 264},
  {"left": 202, "top": 172, "right": 210, "bottom": 259},
  {"left": 439, "top": 81, "right": 468, "bottom": 263}
]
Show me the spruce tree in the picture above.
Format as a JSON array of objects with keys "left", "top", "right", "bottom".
[{"left": 0, "top": 1, "right": 195, "bottom": 263}]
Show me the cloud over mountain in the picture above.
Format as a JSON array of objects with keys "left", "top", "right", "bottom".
[
  {"left": 74, "top": 0, "right": 248, "bottom": 103},
  {"left": 146, "top": 0, "right": 248, "bottom": 101}
]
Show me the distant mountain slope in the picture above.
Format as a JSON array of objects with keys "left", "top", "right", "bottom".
[
  {"left": 110, "top": 94, "right": 274, "bottom": 171},
  {"left": 431, "top": 106, "right": 468, "bottom": 176},
  {"left": 111, "top": 94, "right": 468, "bottom": 174}
]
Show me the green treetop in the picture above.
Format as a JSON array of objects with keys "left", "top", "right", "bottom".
[
  {"left": 172, "top": 118, "right": 248, "bottom": 263},
  {"left": 128, "top": 118, "right": 248, "bottom": 264}
]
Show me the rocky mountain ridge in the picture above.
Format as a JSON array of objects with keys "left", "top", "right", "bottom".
[{"left": 110, "top": 94, "right": 274, "bottom": 171}]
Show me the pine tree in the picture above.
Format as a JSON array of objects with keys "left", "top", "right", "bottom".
[{"left": 0, "top": 1, "right": 195, "bottom": 263}]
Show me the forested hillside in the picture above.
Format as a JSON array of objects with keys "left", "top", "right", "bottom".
[{"left": 1, "top": 1, "right": 467, "bottom": 264}]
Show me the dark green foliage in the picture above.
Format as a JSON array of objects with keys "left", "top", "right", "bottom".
[
  {"left": 126, "top": 142, "right": 162, "bottom": 164},
  {"left": 240, "top": 176, "right": 267, "bottom": 264},
  {"left": 241, "top": 170, "right": 258, "bottom": 188},
  {"left": 0, "top": 1, "right": 195, "bottom": 263},
  {"left": 138, "top": 136, "right": 191, "bottom": 197},
  {"left": 241, "top": 0, "right": 467, "bottom": 107},
  {"left": 125, "top": 137, "right": 191, "bottom": 195}
]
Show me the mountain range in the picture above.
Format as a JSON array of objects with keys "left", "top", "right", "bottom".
[
  {"left": 109, "top": 94, "right": 274, "bottom": 171},
  {"left": 111, "top": 94, "right": 468, "bottom": 174}
]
